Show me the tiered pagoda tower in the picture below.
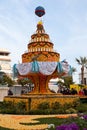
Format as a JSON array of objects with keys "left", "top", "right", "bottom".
[
  {"left": 22, "top": 21, "right": 60, "bottom": 63},
  {"left": 17, "top": 6, "right": 71, "bottom": 94},
  {"left": 20, "top": 21, "right": 60, "bottom": 94}
]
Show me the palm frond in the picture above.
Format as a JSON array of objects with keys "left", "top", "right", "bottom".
[
  {"left": 76, "top": 57, "right": 87, "bottom": 66},
  {"left": 75, "top": 58, "right": 81, "bottom": 65}
]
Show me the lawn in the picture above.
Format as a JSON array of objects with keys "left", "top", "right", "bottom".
[{"left": 20, "top": 116, "right": 87, "bottom": 130}]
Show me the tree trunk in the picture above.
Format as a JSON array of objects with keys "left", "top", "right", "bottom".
[{"left": 81, "top": 66, "right": 84, "bottom": 84}]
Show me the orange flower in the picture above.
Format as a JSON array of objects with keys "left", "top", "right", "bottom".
[{"left": 56, "top": 114, "right": 77, "bottom": 119}]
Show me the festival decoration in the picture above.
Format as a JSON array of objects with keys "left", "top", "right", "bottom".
[
  {"left": 35, "top": 6, "right": 45, "bottom": 17},
  {"left": 15, "top": 7, "right": 72, "bottom": 94}
]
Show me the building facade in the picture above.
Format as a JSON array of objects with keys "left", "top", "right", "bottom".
[{"left": 0, "top": 48, "right": 12, "bottom": 77}]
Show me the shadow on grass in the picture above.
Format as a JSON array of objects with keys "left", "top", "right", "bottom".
[
  {"left": 0, "top": 126, "right": 13, "bottom": 130},
  {"left": 20, "top": 117, "right": 65, "bottom": 127}
]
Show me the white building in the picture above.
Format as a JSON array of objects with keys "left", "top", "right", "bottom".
[
  {"left": 0, "top": 48, "right": 12, "bottom": 77},
  {"left": 79, "top": 68, "right": 87, "bottom": 85}
]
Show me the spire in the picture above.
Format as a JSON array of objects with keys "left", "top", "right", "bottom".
[{"left": 36, "top": 21, "right": 45, "bottom": 34}]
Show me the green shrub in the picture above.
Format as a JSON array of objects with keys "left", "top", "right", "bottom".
[
  {"left": 0, "top": 101, "right": 16, "bottom": 114},
  {"left": 80, "top": 98, "right": 87, "bottom": 103},
  {"left": 0, "top": 99, "right": 87, "bottom": 115},
  {"left": 0, "top": 101, "right": 26, "bottom": 114},
  {"left": 37, "top": 102, "right": 50, "bottom": 110},
  {"left": 0, "top": 102, "right": 3, "bottom": 107},
  {"left": 2, "top": 101, "right": 14, "bottom": 108},
  {"left": 50, "top": 108, "right": 65, "bottom": 114},
  {"left": 1, "top": 108, "right": 16, "bottom": 114},
  {"left": 63, "top": 103, "right": 73, "bottom": 109},
  {"left": 15, "top": 101, "right": 26, "bottom": 114},
  {"left": 16, "top": 101, "right": 26, "bottom": 110},
  {"left": 76, "top": 103, "right": 87, "bottom": 113},
  {"left": 65, "top": 108, "right": 77, "bottom": 114},
  {"left": 51, "top": 102, "right": 61, "bottom": 110},
  {"left": 71, "top": 99, "right": 80, "bottom": 108},
  {"left": 29, "top": 109, "right": 51, "bottom": 115}
]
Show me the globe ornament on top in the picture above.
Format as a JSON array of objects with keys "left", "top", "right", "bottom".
[{"left": 35, "top": 6, "right": 45, "bottom": 17}]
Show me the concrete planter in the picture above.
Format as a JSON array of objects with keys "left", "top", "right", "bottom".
[{"left": 0, "top": 86, "right": 9, "bottom": 101}]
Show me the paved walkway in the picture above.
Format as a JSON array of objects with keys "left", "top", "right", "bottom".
[{"left": 0, "top": 114, "right": 77, "bottom": 130}]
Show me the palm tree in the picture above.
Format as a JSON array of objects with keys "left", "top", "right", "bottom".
[
  {"left": 76, "top": 56, "right": 87, "bottom": 84},
  {"left": 57, "top": 67, "right": 76, "bottom": 89}
]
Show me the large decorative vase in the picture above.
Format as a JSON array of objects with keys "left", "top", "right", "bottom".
[{"left": 16, "top": 6, "right": 71, "bottom": 94}]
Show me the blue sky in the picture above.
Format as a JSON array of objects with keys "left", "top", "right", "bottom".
[{"left": 0, "top": 0, "right": 87, "bottom": 83}]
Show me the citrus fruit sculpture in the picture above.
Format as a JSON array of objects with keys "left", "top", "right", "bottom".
[{"left": 16, "top": 6, "right": 72, "bottom": 94}]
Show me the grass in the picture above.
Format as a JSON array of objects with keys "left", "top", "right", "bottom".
[
  {"left": 20, "top": 117, "right": 65, "bottom": 126},
  {"left": 20, "top": 117, "right": 87, "bottom": 130},
  {"left": 0, "top": 126, "right": 12, "bottom": 130}
]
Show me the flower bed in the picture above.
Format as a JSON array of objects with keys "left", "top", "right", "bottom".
[{"left": 55, "top": 114, "right": 87, "bottom": 130}]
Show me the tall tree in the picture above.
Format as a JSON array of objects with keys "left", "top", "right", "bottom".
[
  {"left": 63, "top": 67, "right": 76, "bottom": 87},
  {"left": 57, "top": 67, "right": 76, "bottom": 89},
  {"left": 17, "top": 77, "right": 33, "bottom": 87},
  {"left": 63, "top": 76, "right": 74, "bottom": 88},
  {"left": 76, "top": 56, "right": 87, "bottom": 84},
  {"left": 0, "top": 74, "right": 15, "bottom": 87}
]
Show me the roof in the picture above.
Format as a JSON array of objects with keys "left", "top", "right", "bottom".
[{"left": 0, "top": 48, "right": 10, "bottom": 54}]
